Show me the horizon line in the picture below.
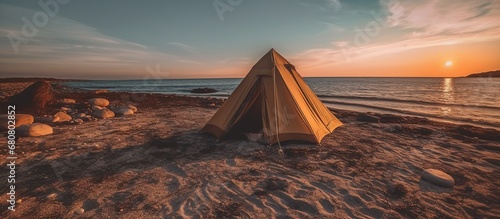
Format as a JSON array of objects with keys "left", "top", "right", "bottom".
[{"left": 0, "top": 75, "right": 489, "bottom": 81}]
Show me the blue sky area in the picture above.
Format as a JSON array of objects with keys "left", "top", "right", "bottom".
[{"left": 1, "top": 0, "right": 499, "bottom": 78}]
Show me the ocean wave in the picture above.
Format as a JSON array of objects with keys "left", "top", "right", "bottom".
[
  {"left": 318, "top": 95, "right": 500, "bottom": 110},
  {"left": 323, "top": 100, "right": 500, "bottom": 129}
]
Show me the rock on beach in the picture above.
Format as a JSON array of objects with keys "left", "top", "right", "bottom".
[
  {"left": 127, "top": 104, "right": 138, "bottom": 112},
  {"left": 421, "top": 169, "right": 455, "bottom": 188},
  {"left": 61, "top": 98, "right": 76, "bottom": 104},
  {"left": 0, "top": 114, "right": 34, "bottom": 130},
  {"left": 92, "top": 108, "right": 115, "bottom": 119},
  {"left": 17, "top": 123, "right": 53, "bottom": 137},
  {"left": 113, "top": 107, "right": 134, "bottom": 116},
  {"left": 54, "top": 112, "right": 72, "bottom": 122},
  {"left": 89, "top": 98, "right": 110, "bottom": 107}
]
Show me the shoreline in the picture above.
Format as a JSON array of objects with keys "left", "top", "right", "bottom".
[
  {"left": 61, "top": 80, "right": 500, "bottom": 131},
  {"left": 0, "top": 81, "right": 499, "bottom": 218},
  {"left": 3, "top": 80, "right": 499, "bottom": 135}
]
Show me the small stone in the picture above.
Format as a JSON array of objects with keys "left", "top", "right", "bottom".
[
  {"left": 47, "top": 193, "right": 57, "bottom": 199},
  {"left": 91, "top": 106, "right": 103, "bottom": 111},
  {"left": 61, "top": 98, "right": 76, "bottom": 104},
  {"left": 61, "top": 107, "right": 70, "bottom": 111},
  {"left": 74, "top": 118, "right": 84, "bottom": 124},
  {"left": 17, "top": 123, "right": 53, "bottom": 137},
  {"left": 92, "top": 108, "right": 115, "bottom": 119},
  {"left": 210, "top": 103, "right": 216, "bottom": 107},
  {"left": 76, "top": 113, "right": 86, "bottom": 118},
  {"left": 112, "top": 107, "right": 134, "bottom": 116},
  {"left": 0, "top": 114, "right": 34, "bottom": 130},
  {"left": 17, "top": 114, "right": 35, "bottom": 126},
  {"left": 93, "top": 89, "right": 108, "bottom": 94},
  {"left": 54, "top": 112, "right": 72, "bottom": 122},
  {"left": 16, "top": 199, "right": 22, "bottom": 204},
  {"left": 127, "top": 104, "right": 138, "bottom": 112},
  {"left": 89, "top": 98, "right": 110, "bottom": 107},
  {"left": 421, "top": 169, "right": 455, "bottom": 188},
  {"left": 76, "top": 208, "right": 85, "bottom": 214}
]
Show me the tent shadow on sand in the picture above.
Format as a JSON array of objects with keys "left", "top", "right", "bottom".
[{"left": 1, "top": 128, "right": 340, "bottom": 217}]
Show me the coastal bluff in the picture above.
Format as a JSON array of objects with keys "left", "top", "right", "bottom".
[{"left": 466, "top": 70, "right": 500, "bottom": 78}]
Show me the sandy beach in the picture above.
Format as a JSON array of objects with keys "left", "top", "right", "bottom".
[{"left": 1, "top": 81, "right": 499, "bottom": 218}]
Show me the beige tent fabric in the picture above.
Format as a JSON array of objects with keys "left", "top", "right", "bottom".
[{"left": 203, "top": 49, "right": 342, "bottom": 144}]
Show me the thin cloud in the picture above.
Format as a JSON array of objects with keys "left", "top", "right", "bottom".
[
  {"left": 167, "top": 42, "right": 198, "bottom": 54},
  {"left": 298, "top": 0, "right": 342, "bottom": 11},
  {"left": 0, "top": 4, "right": 178, "bottom": 77},
  {"left": 383, "top": 0, "right": 500, "bottom": 38},
  {"left": 292, "top": 0, "right": 500, "bottom": 68},
  {"left": 326, "top": 0, "right": 341, "bottom": 11}
]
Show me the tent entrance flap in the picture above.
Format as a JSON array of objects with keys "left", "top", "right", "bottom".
[{"left": 229, "top": 94, "right": 263, "bottom": 133}]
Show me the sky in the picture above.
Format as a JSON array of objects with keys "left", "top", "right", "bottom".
[{"left": 0, "top": 0, "right": 499, "bottom": 79}]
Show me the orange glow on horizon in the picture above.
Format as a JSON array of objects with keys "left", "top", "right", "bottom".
[{"left": 294, "top": 40, "right": 500, "bottom": 78}]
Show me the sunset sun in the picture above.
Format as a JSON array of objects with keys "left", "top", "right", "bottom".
[{"left": 445, "top": 60, "right": 453, "bottom": 67}]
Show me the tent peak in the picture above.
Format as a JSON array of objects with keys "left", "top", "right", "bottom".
[
  {"left": 266, "top": 48, "right": 284, "bottom": 60},
  {"left": 252, "top": 48, "right": 291, "bottom": 70}
]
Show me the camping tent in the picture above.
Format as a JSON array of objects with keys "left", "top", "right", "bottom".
[{"left": 203, "top": 49, "right": 342, "bottom": 144}]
